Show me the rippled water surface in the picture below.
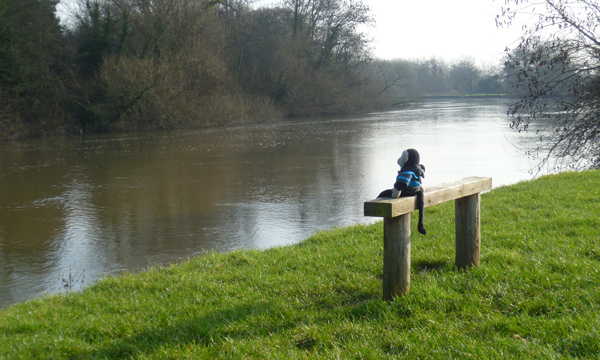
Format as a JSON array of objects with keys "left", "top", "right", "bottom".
[{"left": 0, "top": 98, "right": 542, "bottom": 308}]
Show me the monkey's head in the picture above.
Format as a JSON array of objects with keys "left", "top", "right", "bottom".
[{"left": 397, "top": 148, "right": 420, "bottom": 168}]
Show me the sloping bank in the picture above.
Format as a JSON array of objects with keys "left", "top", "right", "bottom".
[{"left": 1, "top": 171, "right": 599, "bottom": 359}]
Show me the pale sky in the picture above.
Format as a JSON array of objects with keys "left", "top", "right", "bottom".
[
  {"left": 254, "top": 0, "right": 527, "bottom": 66},
  {"left": 367, "top": 0, "right": 524, "bottom": 64}
]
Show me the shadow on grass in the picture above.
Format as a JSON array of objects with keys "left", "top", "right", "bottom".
[
  {"left": 93, "top": 302, "right": 282, "bottom": 358},
  {"left": 413, "top": 259, "right": 448, "bottom": 273}
]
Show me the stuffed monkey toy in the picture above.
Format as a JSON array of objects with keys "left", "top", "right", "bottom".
[{"left": 377, "top": 148, "right": 427, "bottom": 235}]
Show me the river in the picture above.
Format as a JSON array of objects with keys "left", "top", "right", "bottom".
[{"left": 0, "top": 98, "right": 545, "bottom": 308}]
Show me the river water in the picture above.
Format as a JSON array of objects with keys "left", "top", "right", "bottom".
[{"left": 0, "top": 98, "right": 544, "bottom": 308}]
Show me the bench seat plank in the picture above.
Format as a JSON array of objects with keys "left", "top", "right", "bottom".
[{"left": 364, "top": 176, "right": 492, "bottom": 218}]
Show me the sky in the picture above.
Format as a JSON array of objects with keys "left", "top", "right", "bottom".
[
  {"left": 365, "top": 0, "right": 524, "bottom": 65},
  {"left": 254, "top": 0, "right": 528, "bottom": 66}
]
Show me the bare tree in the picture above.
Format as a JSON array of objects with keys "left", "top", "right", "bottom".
[
  {"left": 417, "top": 57, "right": 448, "bottom": 95},
  {"left": 449, "top": 58, "right": 480, "bottom": 95},
  {"left": 280, "top": 0, "right": 372, "bottom": 69},
  {"left": 497, "top": 0, "right": 600, "bottom": 170}
]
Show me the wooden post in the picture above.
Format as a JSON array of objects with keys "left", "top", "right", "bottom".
[
  {"left": 383, "top": 213, "right": 411, "bottom": 300},
  {"left": 455, "top": 193, "right": 481, "bottom": 269}
]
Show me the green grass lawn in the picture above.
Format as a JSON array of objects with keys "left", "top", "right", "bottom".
[{"left": 1, "top": 171, "right": 599, "bottom": 359}]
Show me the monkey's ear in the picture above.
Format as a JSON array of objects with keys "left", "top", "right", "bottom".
[{"left": 397, "top": 150, "right": 409, "bottom": 167}]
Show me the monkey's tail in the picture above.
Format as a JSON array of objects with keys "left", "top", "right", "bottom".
[{"left": 416, "top": 190, "right": 426, "bottom": 235}]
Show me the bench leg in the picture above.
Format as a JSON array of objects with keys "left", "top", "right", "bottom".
[
  {"left": 383, "top": 213, "right": 411, "bottom": 300},
  {"left": 455, "top": 193, "right": 481, "bottom": 269}
]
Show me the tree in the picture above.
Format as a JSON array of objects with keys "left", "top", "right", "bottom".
[
  {"left": 497, "top": 0, "right": 600, "bottom": 170},
  {"left": 416, "top": 57, "right": 448, "bottom": 95},
  {"left": 280, "top": 0, "right": 372, "bottom": 70},
  {"left": 364, "top": 59, "right": 419, "bottom": 108},
  {"left": 448, "top": 59, "right": 480, "bottom": 95},
  {"left": 228, "top": 0, "right": 374, "bottom": 116},
  {"left": 0, "top": 0, "right": 72, "bottom": 137},
  {"left": 71, "top": 0, "right": 130, "bottom": 77},
  {"left": 230, "top": 7, "right": 294, "bottom": 100},
  {"left": 475, "top": 74, "right": 503, "bottom": 94},
  {"left": 69, "top": 0, "right": 282, "bottom": 132}
]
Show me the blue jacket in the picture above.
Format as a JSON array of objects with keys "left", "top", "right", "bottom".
[{"left": 391, "top": 164, "right": 425, "bottom": 198}]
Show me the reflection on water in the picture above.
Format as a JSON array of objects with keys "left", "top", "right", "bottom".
[{"left": 0, "top": 98, "right": 542, "bottom": 308}]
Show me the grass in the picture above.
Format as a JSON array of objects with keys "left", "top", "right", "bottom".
[{"left": 1, "top": 170, "right": 599, "bottom": 359}]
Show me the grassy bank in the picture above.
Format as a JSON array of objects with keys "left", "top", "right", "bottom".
[{"left": 1, "top": 171, "right": 599, "bottom": 359}]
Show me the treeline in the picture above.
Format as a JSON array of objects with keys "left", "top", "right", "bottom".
[
  {"left": 371, "top": 57, "right": 504, "bottom": 100},
  {"left": 0, "top": 0, "right": 504, "bottom": 139}
]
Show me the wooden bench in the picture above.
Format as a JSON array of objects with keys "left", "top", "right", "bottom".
[{"left": 364, "top": 176, "right": 492, "bottom": 300}]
